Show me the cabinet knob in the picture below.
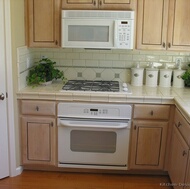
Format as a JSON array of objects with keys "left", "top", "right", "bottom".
[
  {"left": 162, "top": 42, "right": 166, "bottom": 48},
  {"left": 93, "top": 0, "right": 96, "bottom": 6},
  {"left": 168, "top": 43, "right": 171, "bottom": 48},
  {"left": 177, "top": 122, "right": 182, "bottom": 128},
  {"left": 99, "top": 0, "right": 102, "bottom": 6},
  {"left": 0, "top": 93, "right": 5, "bottom": 101},
  {"left": 134, "top": 125, "right": 137, "bottom": 130},
  {"left": 36, "top": 106, "right": 39, "bottom": 111},
  {"left": 55, "top": 40, "right": 58, "bottom": 45},
  {"left": 183, "top": 150, "right": 187, "bottom": 156},
  {"left": 150, "top": 110, "right": 154, "bottom": 116}
]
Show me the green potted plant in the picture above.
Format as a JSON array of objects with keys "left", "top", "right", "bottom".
[
  {"left": 181, "top": 63, "right": 190, "bottom": 87},
  {"left": 27, "top": 58, "right": 64, "bottom": 86}
]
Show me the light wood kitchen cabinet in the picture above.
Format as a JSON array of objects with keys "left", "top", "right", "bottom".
[
  {"left": 136, "top": 0, "right": 169, "bottom": 50},
  {"left": 129, "top": 104, "right": 170, "bottom": 170},
  {"left": 20, "top": 100, "right": 56, "bottom": 166},
  {"left": 137, "top": 0, "right": 190, "bottom": 51},
  {"left": 169, "top": 108, "right": 190, "bottom": 189},
  {"left": 62, "top": 0, "right": 136, "bottom": 10},
  {"left": 25, "top": 0, "right": 61, "bottom": 48},
  {"left": 169, "top": 126, "right": 189, "bottom": 189},
  {"left": 185, "top": 154, "right": 190, "bottom": 189}
]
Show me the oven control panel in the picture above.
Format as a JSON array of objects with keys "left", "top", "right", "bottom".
[
  {"left": 58, "top": 102, "right": 132, "bottom": 119},
  {"left": 84, "top": 108, "right": 108, "bottom": 116}
]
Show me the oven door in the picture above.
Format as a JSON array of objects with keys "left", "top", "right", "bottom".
[{"left": 57, "top": 118, "right": 131, "bottom": 170}]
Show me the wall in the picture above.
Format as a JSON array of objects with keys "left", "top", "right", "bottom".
[
  {"left": 17, "top": 47, "right": 190, "bottom": 90},
  {"left": 10, "top": 0, "right": 25, "bottom": 167}
]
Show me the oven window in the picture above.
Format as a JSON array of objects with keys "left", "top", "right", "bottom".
[
  {"left": 68, "top": 25, "right": 109, "bottom": 42},
  {"left": 70, "top": 130, "right": 116, "bottom": 153}
]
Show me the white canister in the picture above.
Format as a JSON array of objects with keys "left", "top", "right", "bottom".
[
  {"left": 131, "top": 68, "right": 144, "bottom": 86},
  {"left": 159, "top": 69, "right": 172, "bottom": 87},
  {"left": 145, "top": 68, "right": 158, "bottom": 87},
  {"left": 173, "top": 70, "right": 185, "bottom": 88}
]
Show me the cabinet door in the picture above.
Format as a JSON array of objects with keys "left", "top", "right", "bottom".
[
  {"left": 169, "top": 126, "right": 189, "bottom": 189},
  {"left": 99, "top": 0, "right": 136, "bottom": 10},
  {"left": 185, "top": 150, "right": 190, "bottom": 189},
  {"left": 167, "top": 0, "right": 190, "bottom": 51},
  {"left": 21, "top": 116, "right": 56, "bottom": 166},
  {"left": 129, "top": 121, "right": 168, "bottom": 170},
  {"left": 25, "top": 0, "right": 61, "bottom": 47},
  {"left": 62, "top": 0, "right": 98, "bottom": 9},
  {"left": 136, "top": 0, "right": 169, "bottom": 50}
]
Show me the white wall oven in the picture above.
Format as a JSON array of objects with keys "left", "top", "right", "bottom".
[
  {"left": 57, "top": 102, "right": 132, "bottom": 170},
  {"left": 61, "top": 10, "right": 135, "bottom": 49}
]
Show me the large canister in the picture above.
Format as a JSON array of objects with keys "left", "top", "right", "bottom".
[
  {"left": 159, "top": 69, "right": 172, "bottom": 87},
  {"left": 131, "top": 68, "right": 144, "bottom": 86},
  {"left": 145, "top": 68, "right": 158, "bottom": 87},
  {"left": 173, "top": 70, "right": 185, "bottom": 88}
]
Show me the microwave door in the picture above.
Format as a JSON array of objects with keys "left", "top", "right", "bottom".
[{"left": 62, "top": 19, "right": 114, "bottom": 48}]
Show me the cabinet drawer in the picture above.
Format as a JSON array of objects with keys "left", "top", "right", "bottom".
[
  {"left": 133, "top": 104, "right": 170, "bottom": 120},
  {"left": 21, "top": 100, "right": 56, "bottom": 116},
  {"left": 174, "top": 108, "right": 190, "bottom": 146}
]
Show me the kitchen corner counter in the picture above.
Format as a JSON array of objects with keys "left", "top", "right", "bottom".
[{"left": 17, "top": 81, "right": 190, "bottom": 123}]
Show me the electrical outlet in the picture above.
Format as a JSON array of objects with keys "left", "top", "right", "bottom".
[
  {"left": 41, "top": 55, "right": 47, "bottom": 59},
  {"left": 175, "top": 57, "right": 182, "bottom": 66}
]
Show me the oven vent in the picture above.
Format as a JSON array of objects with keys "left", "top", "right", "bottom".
[{"left": 62, "top": 10, "right": 134, "bottom": 19}]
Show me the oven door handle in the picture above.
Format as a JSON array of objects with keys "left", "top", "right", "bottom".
[{"left": 58, "top": 119, "right": 130, "bottom": 129}]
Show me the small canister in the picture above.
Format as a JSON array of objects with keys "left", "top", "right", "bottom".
[
  {"left": 145, "top": 68, "right": 158, "bottom": 87},
  {"left": 159, "top": 69, "right": 172, "bottom": 87},
  {"left": 131, "top": 68, "right": 144, "bottom": 86},
  {"left": 173, "top": 70, "right": 185, "bottom": 88}
]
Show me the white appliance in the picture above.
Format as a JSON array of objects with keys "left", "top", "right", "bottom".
[
  {"left": 57, "top": 102, "right": 132, "bottom": 170},
  {"left": 61, "top": 10, "right": 134, "bottom": 49}
]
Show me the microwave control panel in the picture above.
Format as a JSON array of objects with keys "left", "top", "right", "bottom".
[{"left": 116, "top": 20, "right": 133, "bottom": 49}]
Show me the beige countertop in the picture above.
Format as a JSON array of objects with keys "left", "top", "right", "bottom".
[{"left": 17, "top": 81, "right": 190, "bottom": 123}]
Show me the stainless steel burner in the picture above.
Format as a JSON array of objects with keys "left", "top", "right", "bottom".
[{"left": 62, "top": 80, "right": 120, "bottom": 92}]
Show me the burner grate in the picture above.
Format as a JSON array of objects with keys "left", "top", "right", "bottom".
[{"left": 62, "top": 80, "right": 119, "bottom": 92}]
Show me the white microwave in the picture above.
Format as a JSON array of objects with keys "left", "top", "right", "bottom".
[{"left": 61, "top": 10, "right": 135, "bottom": 49}]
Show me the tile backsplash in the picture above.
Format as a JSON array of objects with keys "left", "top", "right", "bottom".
[{"left": 17, "top": 46, "right": 190, "bottom": 90}]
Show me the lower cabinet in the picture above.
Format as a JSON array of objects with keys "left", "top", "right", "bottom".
[
  {"left": 185, "top": 155, "right": 190, "bottom": 189},
  {"left": 21, "top": 116, "right": 56, "bottom": 166},
  {"left": 129, "top": 121, "right": 168, "bottom": 170},
  {"left": 169, "top": 126, "right": 189, "bottom": 189}
]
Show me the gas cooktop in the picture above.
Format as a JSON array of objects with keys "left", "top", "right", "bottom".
[{"left": 62, "top": 80, "right": 120, "bottom": 92}]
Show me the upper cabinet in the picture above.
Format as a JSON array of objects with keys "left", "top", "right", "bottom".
[
  {"left": 62, "top": 0, "right": 136, "bottom": 10},
  {"left": 136, "top": 0, "right": 190, "bottom": 51},
  {"left": 136, "top": 0, "right": 168, "bottom": 50},
  {"left": 25, "top": 0, "right": 61, "bottom": 48},
  {"left": 167, "top": 0, "right": 190, "bottom": 51}
]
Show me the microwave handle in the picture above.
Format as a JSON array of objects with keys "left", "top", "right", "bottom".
[{"left": 114, "top": 20, "right": 118, "bottom": 48}]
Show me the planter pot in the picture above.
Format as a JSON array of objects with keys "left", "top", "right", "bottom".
[{"left": 40, "top": 80, "right": 53, "bottom": 86}]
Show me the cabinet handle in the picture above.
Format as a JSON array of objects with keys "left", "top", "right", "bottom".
[
  {"left": 134, "top": 125, "right": 137, "bottom": 130},
  {"left": 99, "top": 0, "right": 102, "bottom": 6},
  {"left": 162, "top": 42, "right": 166, "bottom": 48},
  {"left": 93, "top": 0, "right": 96, "bottom": 6},
  {"left": 150, "top": 110, "right": 153, "bottom": 116},
  {"left": 51, "top": 122, "right": 54, "bottom": 127},
  {"left": 36, "top": 106, "right": 39, "bottom": 111},
  {"left": 177, "top": 122, "right": 182, "bottom": 128},
  {"left": 168, "top": 43, "right": 171, "bottom": 48},
  {"left": 55, "top": 40, "right": 58, "bottom": 45},
  {"left": 183, "top": 150, "right": 187, "bottom": 156}
]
